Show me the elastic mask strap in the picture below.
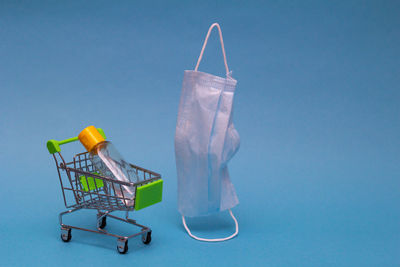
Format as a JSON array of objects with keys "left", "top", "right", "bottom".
[
  {"left": 194, "top": 23, "right": 230, "bottom": 76},
  {"left": 181, "top": 209, "right": 239, "bottom": 242}
]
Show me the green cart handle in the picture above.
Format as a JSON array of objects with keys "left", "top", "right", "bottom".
[{"left": 46, "top": 128, "right": 106, "bottom": 154}]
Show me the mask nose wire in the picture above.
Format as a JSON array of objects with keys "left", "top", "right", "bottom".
[
  {"left": 181, "top": 209, "right": 239, "bottom": 242},
  {"left": 194, "top": 23, "right": 230, "bottom": 76}
]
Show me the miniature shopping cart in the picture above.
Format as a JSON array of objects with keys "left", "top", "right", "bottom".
[{"left": 46, "top": 128, "right": 163, "bottom": 254}]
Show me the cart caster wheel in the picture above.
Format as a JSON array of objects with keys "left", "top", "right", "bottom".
[
  {"left": 142, "top": 231, "right": 152, "bottom": 245},
  {"left": 97, "top": 215, "right": 107, "bottom": 229},
  {"left": 61, "top": 228, "right": 71, "bottom": 242},
  {"left": 117, "top": 239, "right": 128, "bottom": 254}
]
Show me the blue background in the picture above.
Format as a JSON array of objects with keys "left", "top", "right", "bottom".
[{"left": 0, "top": 1, "right": 399, "bottom": 266}]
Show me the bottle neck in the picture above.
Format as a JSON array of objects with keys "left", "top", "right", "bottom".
[{"left": 90, "top": 140, "right": 109, "bottom": 155}]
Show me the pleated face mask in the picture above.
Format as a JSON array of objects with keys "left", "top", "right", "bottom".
[{"left": 174, "top": 23, "right": 240, "bottom": 241}]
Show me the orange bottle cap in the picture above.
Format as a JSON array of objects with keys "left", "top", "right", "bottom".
[{"left": 78, "top": 126, "right": 105, "bottom": 152}]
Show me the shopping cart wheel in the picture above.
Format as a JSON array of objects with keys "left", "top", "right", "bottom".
[
  {"left": 117, "top": 239, "right": 128, "bottom": 254},
  {"left": 97, "top": 216, "right": 107, "bottom": 229},
  {"left": 142, "top": 230, "right": 152, "bottom": 245},
  {"left": 61, "top": 228, "right": 71, "bottom": 242}
]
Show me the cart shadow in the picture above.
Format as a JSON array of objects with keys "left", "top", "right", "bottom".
[{"left": 67, "top": 231, "right": 150, "bottom": 253}]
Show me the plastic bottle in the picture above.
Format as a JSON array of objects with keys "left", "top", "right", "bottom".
[{"left": 78, "top": 126, "right": 140, "bottom": 206}]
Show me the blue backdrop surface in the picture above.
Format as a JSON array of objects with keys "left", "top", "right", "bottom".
[{"left": 0, "top": 1, "right": 399, "bottom": 266}]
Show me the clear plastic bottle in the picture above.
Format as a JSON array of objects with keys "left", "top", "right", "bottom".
[{"left": 78, "top": 126, "right": 140, "bottom": 206}]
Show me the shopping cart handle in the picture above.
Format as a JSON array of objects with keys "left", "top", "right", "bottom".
[{"left": 46, "top": 128, "right": 106, "bottom": 154}]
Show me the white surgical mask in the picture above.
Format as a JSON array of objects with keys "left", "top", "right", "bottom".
[{"left": 175, "top": 23, "right": 240, "bottom": 241}]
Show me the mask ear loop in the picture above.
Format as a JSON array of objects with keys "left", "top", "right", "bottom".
[
  {"left": 194, "top": 23, "right": 230, "bottom": 76},
  {"left": 181, "top": 209, "right": 239, "bottom": 242}
]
